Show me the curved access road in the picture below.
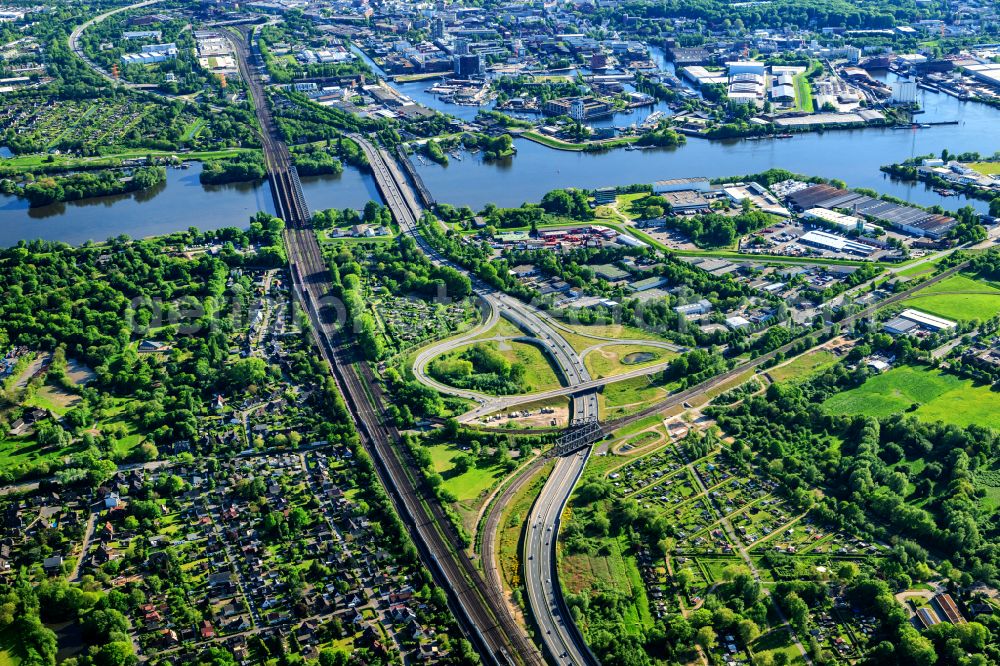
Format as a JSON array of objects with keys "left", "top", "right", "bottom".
[
  {"left": 352, "top": 133, "right": 599, "bottom": 422},
  {"left": 408, "top": 301, "right": 501, "bottom": 402},
  {"left": 576, "top": 338, "right": 685, "bottom": 361},
  {"left": 69, "top": 0, "right": 165, "bottom": 88},
  {"left": 450, "top": 357, "right": 677, "bottom": 423},
  {"left": 412, "top": 330, "right": 683, "bottom": 421}
]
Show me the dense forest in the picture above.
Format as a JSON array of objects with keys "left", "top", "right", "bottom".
[
  {"left": 199, "top": 153, "right": 266, "bottom": 185},
  {"left": 0, "top": 215, "right": 288, "bottom": 483},
  {"left": 2, "top": 166, "right": 166, "bottom": 207}
]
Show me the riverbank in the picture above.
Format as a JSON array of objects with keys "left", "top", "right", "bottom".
[
  {"left": 3, "top": 165, "right": 167, "bottom": 208},
  {"left": 0, "top": 148, "right": 253, "bottom": 177},
  {"left": 0, "top": 162, "right": 273, "bottom": 246},
  {"left": 881, "top": 161, "right": 1000, "bottom": 207},
  {"left": 520, "top": 131, "right": 639, "bottom": 152}
]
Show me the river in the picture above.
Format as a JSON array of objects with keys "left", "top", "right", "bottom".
[
  {"left": 411, "top": 72, "right": 999, "bottom": 212},
  {"left": 355, "top": 46, "right": 997, "bottom": 212},
  {"left": 1, "top": 55, "right": 997, "bottom": 246},
  {"left": 0, "top": 161, "right": 377, "bottom": 247}
]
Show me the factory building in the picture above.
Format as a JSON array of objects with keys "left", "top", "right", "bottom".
[
  {"left": 799, "top": 230, "right": 875, "bottom": 256},
  {"left": 787, "top": 184, "right": 956, "bottom": 239},
  {"left": 123, "top": 30, "right": 161, "bottom": 40},
  {"left": 674, "top": 299, "right": 713, "bottom": 317},
  {"left": 121, "top": 42, "right": 177, "bottom": 65},
  {"left": 891, "top": 80, "right": 918, "bottom": 103},
  {"left": 653, "top": 177, "right": 711, "bottom": 193},
  {"left": 802, "top": 207, "right": 878, "bottom": 234},
  {"left": 884, "top": 308, "right": 956, "bottom": 336},
  {"left": 726, "top": 60, "right": 766, "bottom": 76}
]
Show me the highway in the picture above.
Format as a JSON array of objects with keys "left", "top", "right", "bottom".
[
  {"left": 230, "top": 29, "right": 541, "bottom": 666},
  {"left": 350, "top": 135, "right": 603, "bottom": 664},
  {"left": 525, "top": 451, "right": 600, "bottom": 666},
  {"left": 349, "top": 134, "right": 600, "bottom": 424}
]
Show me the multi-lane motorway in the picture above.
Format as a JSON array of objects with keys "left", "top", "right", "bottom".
[
  {"left": 230, "top": 29, "right": 544, "bottom": 666},
  {"left": 349, "top": 134, "right": 600, "bottom": 423},
  {"left": 525, "top": 451, "right": 600, "bottom": 666},
  {"left": 351, "top": 135, "right": 603, "bottom": 664}
]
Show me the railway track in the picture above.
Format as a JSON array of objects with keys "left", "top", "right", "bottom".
[
  {"left": 229, "top": 28, "right": 537, "bottom": 666},
  {"left": 354, "top": 133, "right": 604, "bottom": 665}
]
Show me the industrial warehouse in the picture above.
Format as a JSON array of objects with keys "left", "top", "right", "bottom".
[
  {"left": 884, "top": 308, "right": 958, "bottom": 335},
  {"left": 787, "top": 183, "right": 958, "bottom": 239},
  {"left": 799, "top": 229, "right": 877, "bottom": 256}
]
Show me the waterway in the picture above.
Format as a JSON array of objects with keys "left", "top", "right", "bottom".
[
  {"left": 353, "top": 46, "right": 998, "bottom": 212},
  {"left": 0, "top": 160, "right": 377, "bottom": 247},
  {"left": 411, "top": 72, "right": 999, "bottom": 212},
  {"left": 354, "top": 43, "right": 677, "bottom": 128},
  {"left": 1, "top": 56, "right": 998, "bottom": 246}
]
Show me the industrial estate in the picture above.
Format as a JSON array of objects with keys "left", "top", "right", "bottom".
[{"left": 2, "top": 0, "right": 1000, "bottom": 666}]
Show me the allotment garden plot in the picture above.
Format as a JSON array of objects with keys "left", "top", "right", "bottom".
[
  {"left": 370, "top": 281, "right": 476, "bottom": 353},
  {"left": 603, "top": 437, "right": 884, "bottom": 608},
  {"left": 0, "top": 98, "right": 202, "bottom": 155}
]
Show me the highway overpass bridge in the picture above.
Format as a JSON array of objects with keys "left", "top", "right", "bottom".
[
  {"left": 351, "top": 134, "right": 600, "bottom": 666},
  {"left": 231, "top": 29, "right": 542, "bottom": 666}
]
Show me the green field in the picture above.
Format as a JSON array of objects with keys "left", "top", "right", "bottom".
[
  {"left": 585, "top": 344, "right": 673, "bottom": 379},
  {"left": 769, "top": 350, "right": 838, "bottom": 384},
  {"left": 0, "top": 148, "right": 249, "bottom": 173},
  {"left": 752, "top": 629, "right": 807, "bottom": 665},
  {"left": 896, "top": 262, "right": 938, "bottom": 278},
  {"left": 556, "top": 322, "right": 668, "bottom": 354},
  {"left": 919, "top": 274, "right": 1000, "bottom": 295},
  {"left": 613, "top": 192, "right": 655, "bottom": 221},
  {"left": 431, "top": 340, "right": 564, "bottom": 394},
  {"left": 521, "top": 131, "right": 638, "bottom": 152},
  {"left": 823, "top": 365, "right": 1000, "bottom": 430},
  {"left": 559, "top": 532, "right": 653, "bottom": 637},
  {"left": 471, "top": 316, "right": 526, "bottom": 341},
  {"left": 497, "top": 341, "right": 563, "bottom": 392},
  {"left": 902, "top": 274, "right": 1000, "bottom": 321},
  {"left": 793, "top": 73, "right": 814, "bottom": 113},
  {"left": 497, "top": 460, "right": 554, "bottom": 592},
  {"left": 599, "top": 375, "right": 673, "bottom": 418},
  {"left": 428, "top": 443, "right": 506, "bottom": 531},
  {"left": 969, "top": 161, "right": 1000, "bottom": 175},
  {"left": 670, "top": 248, "right": 866, "bottom": 267}
]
